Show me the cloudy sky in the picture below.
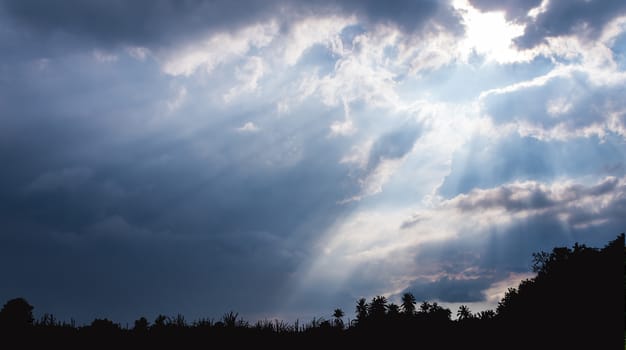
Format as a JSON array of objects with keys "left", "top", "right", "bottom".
[{"left": 1, "top": 0, "right": 625, "bottom": 325}]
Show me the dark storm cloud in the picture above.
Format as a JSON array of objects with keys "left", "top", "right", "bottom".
[
  {"left": 0, "top": 49, "right": 361, "bottom": 322},
  {"left": 0, "top": 0, "right": 277, "bottom": 47},
  {"left": 0, "top": 225, "right": 302, "bottom": 324},
  {"left": 471, "top": 0, "right": 626, "bottom": 48},
  {"left": 0, "top": 48, "right": 356, "bottom": 236},
  {"left": 518, "top": 0, "right": 626, "bottom": 48},
  {"left": 0, "top": 0, "right": 459, "bottom": 48},
  {"left": 0, "top": 123, "right": 354, "bottom": 324}
]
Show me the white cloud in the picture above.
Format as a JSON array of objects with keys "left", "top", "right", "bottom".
[
  {"left": 600, "top": 15, "right": 626, "bottom": 46},
  {"left": 405, "top": 30, "right": 460, "bottom": 75},
  {"left": 329, "top": 119, "right": 355, "bottom": 136},
  {"left": 483, "top": 272, "right": 536, "bottom": 304},
  {"left": 514, "top": 120, "right": 609, "bottom": 141},
  {"left": 357, "top": 157, "right": 405, "bottom": 199},
  {"left": 540, "top": 35, "right": 626, "bottom": 87},
  {"left": 236, "top": 121, "right": 260, "bottom": 133},
  {"left": 223, "top": 56, "right": 265, "bottom": 102},
  {"left": 340, "top": 139, "right": 374, "bottom": 168},
  {"left": 329, "top": 98, "right": 356, "bottom": 136},
  {"left": 283, "top": 15, "right": 356, "bottom": 66},
  {"left": 35, "top": 58, "right": 50, "bottom": 71},
  {"left": 527, "top": 0, "right": 550, "bottom": 20},
  {"left": 606, "top": 108, "right": 626, "bottom": 138},
  {"left": 479, "top": 65, "right": 573, "bottom": 100},
  {"left": 126, "top": 46, "right": 151, "bottom": 61},
  {"left": 92, "top": 49, "right": 118, "bottom": 63},
  {"left": 276, "top": 100, "right": 290, "bottom": 115},
  {"left": 167, "top": 86, "right": 187, "bottom": 112},
  {"left": 162, "top": 21, "right": 278, "bottom": 77},
  {"left": 546, "top": 96, "right": 573, "bottom": 116},
  {"left": 297, "top": 39, "right": 400, "bottom": 108}
]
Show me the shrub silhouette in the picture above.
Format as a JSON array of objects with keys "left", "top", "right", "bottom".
[
  {"left": 0, "top": 298, "right": 34, "bottom": 329},
  {"left": 133, "top": 317, "right": 149, "bottom": 332}
]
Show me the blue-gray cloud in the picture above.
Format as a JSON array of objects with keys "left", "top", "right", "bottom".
[
  {"left": 406, "top": 276, "right": 493, "bottom": 303},
  {"left": 367, "top": 122, "right": 422, "bottom": 171},
  {"left": 518, "top": 0, "right": 626, "bottom": 48},
  {"left": 439, "top": 133, "right": 626, "bottom": 198},
  {"left": 408, "top": 56, "right": 555, "bottom": 103},
  {"left": 482, "top": 73, "right": 626, "bottom": 133}
]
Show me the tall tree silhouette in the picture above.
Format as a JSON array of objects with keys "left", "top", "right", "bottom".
[
  {"left": 386, "top": 303, "right": 400, "bottom": 323},
  {"left": 418, "top": 301, "right": 451, "bottom": 322},
  {"left": 419, "top": 301, "right": 432, "bottom": 314},
  {"left": 332, "top": 308, "right": 344, "bottom": 328},
  {"left": 368, "top": 296, "right": 388, "bottom": 321},
  {"left": 387, "top": 303, "right": 400, "bottom": 316},
  {"left": 400, "top": 293, "right": 416, "bottom": 316},
  {"left": 456, "top": 305, "right": 472, "bottom": 321},
  {"left": 476, "top": 309, "right": 495, "bottom": 320},
  {"left": 355, "top": 298, "right": 368, "bottom": 325}
]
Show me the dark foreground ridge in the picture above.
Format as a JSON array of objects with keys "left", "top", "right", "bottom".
[{"left": 1, "top": 234, "right": 623, "bottom": 349}]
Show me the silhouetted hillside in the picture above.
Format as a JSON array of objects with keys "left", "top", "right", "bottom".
[{"left": 1, "top": 233, "right": 623, "bottom": 349}]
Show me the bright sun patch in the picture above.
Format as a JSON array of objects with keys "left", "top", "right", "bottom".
[{"left": 454, "top": 0, "right": 527, "bottom": 63}]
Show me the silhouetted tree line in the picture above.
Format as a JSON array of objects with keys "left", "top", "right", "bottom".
[{"left": 1, "top": 234, "right": 623, "bottom": 349}]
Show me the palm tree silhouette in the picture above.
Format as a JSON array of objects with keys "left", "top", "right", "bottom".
[
  {"left": 387, "top": 303, "right": 400, "bottom": 317},
  {"left": 476, "top": 310, "right": 495, "bottom": 320},
  {"left": 355, "top": 298, "right": 368, "bottom": 325},
  {"left": 401, "top": 293, "right": 416, "bottom": 315},
  {"left": 456, "top": 305, "right": 472, "bottom": 321},
  {"left": 332, "top": 308, "right": 345, "bottom": 328},
  {"left": 368, "top": 296, "right": 388, "bottom": 321},
  {"left": 419, "top": 301, "right": 432, "bottom": 314}
]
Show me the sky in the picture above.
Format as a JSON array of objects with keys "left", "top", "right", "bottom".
[{"left": 1, "top": 0, "right": 625, "bottom": 325}]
